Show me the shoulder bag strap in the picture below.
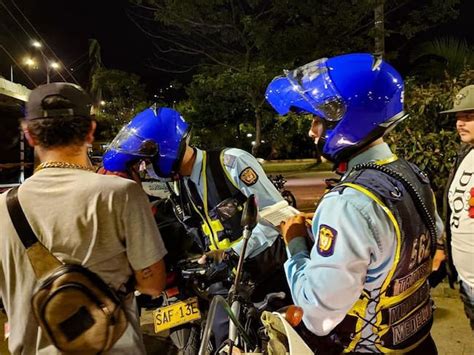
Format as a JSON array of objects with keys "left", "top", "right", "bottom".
[{"left": 6, "top": 187, "right": 62, "bottom": 279}]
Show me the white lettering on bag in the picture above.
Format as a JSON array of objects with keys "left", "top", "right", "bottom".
[
  {"left": 392, "top": 260, "right": 431, "bottom": 296},
  {"left": 392, "top": 302, "right": 432, "bottom": 345},
  {"left": 388, "top": 283, "right": 430, "bottom": 324}
]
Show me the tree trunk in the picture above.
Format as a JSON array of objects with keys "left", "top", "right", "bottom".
[
  {"left": 374, "top": 0, "right": 385, "bottom": 58},
  {"left": 252, "top": 108, "right": 262, "bottom": 156}
]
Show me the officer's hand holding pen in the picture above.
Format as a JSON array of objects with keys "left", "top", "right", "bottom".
[{"left": 280, "top": 213, "right": 313, "bottom": 245}]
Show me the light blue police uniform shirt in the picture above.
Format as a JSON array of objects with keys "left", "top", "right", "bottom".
[
  {"left": 185, "top": 147, "right": 283, "bottom": 258},
  {"left": 284, "top": 143, "right": 444, "bottom": 338}
]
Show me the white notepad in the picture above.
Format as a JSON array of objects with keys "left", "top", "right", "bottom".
[{"left": 259, "top": 200, "right": 300, "bottom": 226}]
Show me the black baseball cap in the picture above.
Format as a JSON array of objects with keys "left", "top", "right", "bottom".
[{"left": 25, "top": 82, "right": 93, "bottom": 120}]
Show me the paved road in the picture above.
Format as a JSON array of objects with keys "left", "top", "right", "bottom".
[{"left": 282, "top": 171, "right": 338, "bottom": 212}]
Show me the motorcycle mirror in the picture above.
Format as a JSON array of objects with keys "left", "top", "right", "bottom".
[{"left": 241, "top": 194, "right": 258, "bottom": 230}]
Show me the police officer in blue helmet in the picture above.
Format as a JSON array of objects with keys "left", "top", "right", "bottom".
[
  {"left": 266, "top": 53, "right": 444, "bottom": 353},
  {"left": 103, "top": 106, "right": 290, "bottom": 347}
]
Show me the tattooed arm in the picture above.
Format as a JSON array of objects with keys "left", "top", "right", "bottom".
[{"left": 134, "top": 259, "right": 166, "bottom": 296}]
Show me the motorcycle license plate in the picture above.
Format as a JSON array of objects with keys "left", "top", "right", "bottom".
[{"left": 153, "top": 297, "right": 201, "bottom": 333}]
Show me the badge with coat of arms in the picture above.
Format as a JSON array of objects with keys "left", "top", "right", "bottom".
[
  {"left": 317, "top": 224, "right": 337, "bottom": 257},
  {"left": 239, "top": 167, "right": 259, "bottom": 186}
]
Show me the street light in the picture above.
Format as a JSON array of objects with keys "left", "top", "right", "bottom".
[
  {"left": 23, "top": 57, "right": 36, "bottom": 67},
  {"left": 46, "top": 62, "right": 61, "bottom": 84},
  {"left": 30, "top": 41, "right": 60, "bottom": 84}
]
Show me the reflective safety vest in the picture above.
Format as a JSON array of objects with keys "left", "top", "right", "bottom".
[
  {"left": 329, "top": 157, "right": 437, "bottom": 353},
  {"left": 179, "top": 150, "right": 247, "bottom": 251}
]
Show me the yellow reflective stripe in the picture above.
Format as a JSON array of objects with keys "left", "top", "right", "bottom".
[
  {"left": 376, "top": 298, "right": 431, "bottom": 341},
  {"left": 391, "top": 297, "right": 431, "bottom": 328},
  {"left": 228, "top": 237, "right": 242, "bottom": 248},
  {"left": 201, "top": 219, "right": 225, "bottom": 237},
  {"left": 343, "top": 297, "right": 370, "bottom": 352},
  {"left": 432, "top": 191, "right": 437, "bottom": 209},
  {"left": 375, "top": 332, "right": 430, "bottom": 354},
  {"left": 187, "top": 151, "right": 220, "bottom": 250},
  {"left": 377, "top": 273, "right": 428, "bottom": 308},
  {"left": 196, "top": 151, "right": 243, "bottom": 251},
  {"left": 220, "top": 149, "right": 240, "bottom": 190},
  {"left": 201, "top": 219, "right": 224, "bottom": 238},
  {"left": 375, "top": 154, "right": 398, "bottom": 166},
  {"left": 201, "top": 222, "right": 211, "bottom": 237},
  {"left": 207, "top": 150, "right": 244, "bottom": 250},
  {"left": 339, "top": 182, "right": 402, "bottom": 351},
  {"left": 201, "top": 151, "right": 221, "bottom": 249},
  {"left": 188, "top": 197, "right": 216, "bottom": 247},
  {"left": 210, "top": 236, "right": 243, "bottom": 251}
]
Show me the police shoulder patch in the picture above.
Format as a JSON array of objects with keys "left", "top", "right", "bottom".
[
  {"left": 239, "top": 167, "right": 258, "bottom": 186},
  {"left": 317, "top": 224, "right": 337, "bottom": 257}
]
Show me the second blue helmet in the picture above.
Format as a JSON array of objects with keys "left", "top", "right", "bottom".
[
  {"left": 102, "top": 107, "right": 190, "bottom": 179},
  {"left": 265, "top": 53, "right": 407, "bottom": 163}
]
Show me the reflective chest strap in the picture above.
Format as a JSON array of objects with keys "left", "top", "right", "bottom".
[
  {"left": 184, "top": 151, "right": 220, "bottom": 250},
  {"left": 207, "top": 150, "right": 246, "bottom": 250},
  {"left": 187, "top": 150, "right": 243, "bottom": 251}
]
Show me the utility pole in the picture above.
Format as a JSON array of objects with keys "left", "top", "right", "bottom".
[
  {"left": 32, "top": 41, "right": 59, "bottom": 84},
  {"left": 374, "top": 0, "right": 385, "bottom": 59},
  {"left": 46, "top": 61, "right": 50, "bottom": 84}
]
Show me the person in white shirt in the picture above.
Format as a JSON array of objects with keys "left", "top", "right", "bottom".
[{"left": 437, "top": 84, "right": 474, "bottom": 330}]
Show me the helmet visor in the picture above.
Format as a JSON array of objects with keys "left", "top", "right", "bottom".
[
  {"left": 284, "top": 58, "right": 346, "bottom": 121},
  {"left": 108, "top": 125, "right": 158, "bottom": 157}
]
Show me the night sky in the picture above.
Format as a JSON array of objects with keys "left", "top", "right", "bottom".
[
  {"left": 1, "top": 0, "right": 167, "bottom": 93},
  {"left": 1, "top": 0, "right": 473, "bottom": 96}
]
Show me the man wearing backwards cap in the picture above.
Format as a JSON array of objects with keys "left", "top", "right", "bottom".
[
  {"left": 0, "top": 82, "right": 167, "bottom": 354},
  {"left": 436, "top": 85, "right": 474, "bottom": 330}
]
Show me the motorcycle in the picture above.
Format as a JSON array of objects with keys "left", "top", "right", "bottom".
[
  {"left": 142, "top": 197, "right": 233, "bottom": 355},
  {"left": 146, "top": 195, "right": 300, "bottom": 354},
  {"left": 268, "top": 174, "right": 297, "bottom": 208},
  {"left": 153, "top": 257, "right": 232, "bottom": 355},
  {"left": 200, "top": 195, "right": 301, "bottom": 355}
]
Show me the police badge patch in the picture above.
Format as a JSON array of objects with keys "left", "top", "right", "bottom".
[
  {"left": 317, "top": 224, "right": 337, "bottom": 257},
  {"left": 239, "top": 167, "right": 258, "bottom": 186}
]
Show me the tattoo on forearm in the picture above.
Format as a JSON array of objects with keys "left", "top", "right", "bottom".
[{"left": 141, "top": 267, "right": 153, "bottom": 279}]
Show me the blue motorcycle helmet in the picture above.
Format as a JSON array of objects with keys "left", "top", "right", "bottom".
[
  {"left": 265, "top": 53, "right": 407, "bottom": 163},
  {"left": 102, "top": 106, "right": 190, "bottom": 180}
]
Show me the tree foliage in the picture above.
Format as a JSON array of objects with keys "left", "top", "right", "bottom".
[
  {"left": 177, "top": 66, "right": 276, "bottom": 150},
  {"left": 262, "top": 113, "right": 318, "bottom": 160},
  {"left": 129, "top": 0, "right": 460, "bottom": 157},
  {"left": 91, "top": 68, "right": 149, "bottom": 140},
  {"left": 410, "top": 37, "right": 474, "bottom": 78},
  {"left": 386, "top": 67, "right": 473, "bottom": 203},
  {"left": 131, "top": 0, "right": 460, "bottom": 68}
]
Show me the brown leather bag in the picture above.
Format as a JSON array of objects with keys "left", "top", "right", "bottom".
[{"left": 6, "top": 187, "right": 128, "bottom": 354}]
